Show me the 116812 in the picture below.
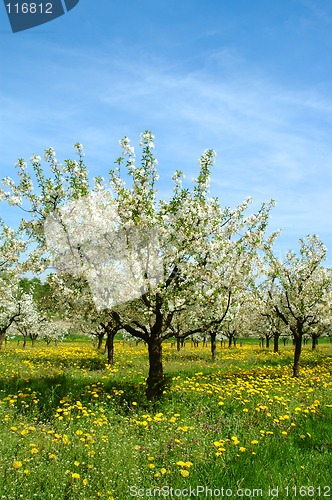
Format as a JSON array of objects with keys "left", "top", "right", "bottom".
[{"left": 6, "top": 3, "right": 53, "bottom": 14}]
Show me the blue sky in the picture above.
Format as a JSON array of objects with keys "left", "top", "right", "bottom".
[{"left": 1, "top": 0, "right": 332, "bottom": 264}]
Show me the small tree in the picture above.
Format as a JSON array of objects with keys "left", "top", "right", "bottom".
[
  {"left": 0, "top": 220, "right": 26, "bottom": 348},
  {"left": 265, "top": 235, "right": 331, "bottom": 376},
  {"left": 14, "top": 293, "right": 44, "bottom": 347}
]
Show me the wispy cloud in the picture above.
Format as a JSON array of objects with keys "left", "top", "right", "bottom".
[{"left": 1, "top": 38, "right": 332, "bottom": 262}]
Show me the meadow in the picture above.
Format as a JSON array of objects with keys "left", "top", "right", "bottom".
[{"left": 0, "top": 339, "right": 331, "bottom": 500}]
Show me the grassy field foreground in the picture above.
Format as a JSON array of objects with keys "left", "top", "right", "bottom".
[{"left": 0, "top": 340, "right": 331, "bottom": 499}]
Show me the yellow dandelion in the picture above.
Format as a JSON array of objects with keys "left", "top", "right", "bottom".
[
  {"left": 176, "top": 461, "right": 187, "bottom": 467},
  {"left": 180, "top": 469, "right": 189, "bottom": 477},
  {"left": 13, "top": 461, "right": 22, "bottom": 469}
]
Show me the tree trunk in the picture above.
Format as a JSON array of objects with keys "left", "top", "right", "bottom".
[
  {"left": 228, "top": 336, "right": 232, "bottom": 348},
  {"left": 293, "top": 334, "right": 302, "bottom": 377},
  {"left": 176, "top": 338, "right": 181, "bottom": 352},
  {"left": 146, "top": 338, "right": 164, "bottom": 400},
  {"left": 210, "top": 331, "right": 217, "bottom": 362},
  {"left": 0, "top": 331, "right": 5, "bottom": 350},
  {"left": 106, "top": 331, "right": 115, "bottom": 365},
  {"left": 23, "top": 336, "right": 27, "bottom": 348},
  {"left": 312, "top": 335, "right": 318, "bottom": 351},
  {"left": 265, "top": 334, "right": 270, "bottom": 349},
  {"left": 273, "top": 333, "right": 279, "bottom": 353},
  {"left": 97, "top": 334, "right": 104, "bottom": 351}
]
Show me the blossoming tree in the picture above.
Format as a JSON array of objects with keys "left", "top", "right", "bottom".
[
  {"left": 1, "top": 132, "right": 276, "bottom": 398},
  {"left": 0, "top": 220, "right": 26, "bottom": 348},
  {"left": 264, "top": 235, "right": 332, "bottom": 376}
]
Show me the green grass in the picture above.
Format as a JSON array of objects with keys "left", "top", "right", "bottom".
[{"left": 0, "top": 340, "right": 331, "bottom": 499}]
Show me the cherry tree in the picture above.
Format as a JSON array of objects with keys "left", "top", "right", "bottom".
[
  {"left": 251, "top": 280, "right": 291, "bottom": 352},
  {"left": 0, "top": 220, "right": 26, "bottom": 348},
  {"left": 45, "top": 273, "right": 120, "bottom": 364},
  {"left": 265, "top": 235, "right": 332, "bottom": 376},
  {"left": 41, "top": 321, "right": 68, "bottom": 346},
  {"left": 1, "top": 132, "right": 276, "bottom": 398}
]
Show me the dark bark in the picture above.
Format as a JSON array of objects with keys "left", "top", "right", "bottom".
[
  {"left": 97, "top": 333, "right": 104, "bottom": 351},
  {"left": 293, "top": 334, "right": 302, "bottom": 377},
  {"left": 105, "top": 330, "right": 115, "bottom": 365},
  {"left": 265, "top": 334, "right": 270, "bottom": 349},
  {"left": 210, "top": 331, "right": 217, "bottom": 362},
  {"left": 273, "top": 333, "right": 279, "bottom": 353},
  {"left": 100, "top": 321, "right": 119, "bottom": 365},
  {"left": 176, "top": 337, "right": 181, "bottom": 352},
  {"left": 146, "top": 338, "right": 164, "bottom": 400},
  {"left": 311, "top": 335, "right": 319, "bottom": 351}
]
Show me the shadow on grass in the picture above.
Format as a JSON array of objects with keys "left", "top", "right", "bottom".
[
  {"left": 293, "top": 411, "right": 332, "bottom": 454},
  {"left": 0, "top": 370, "right": 166, "bottom": 420}
]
